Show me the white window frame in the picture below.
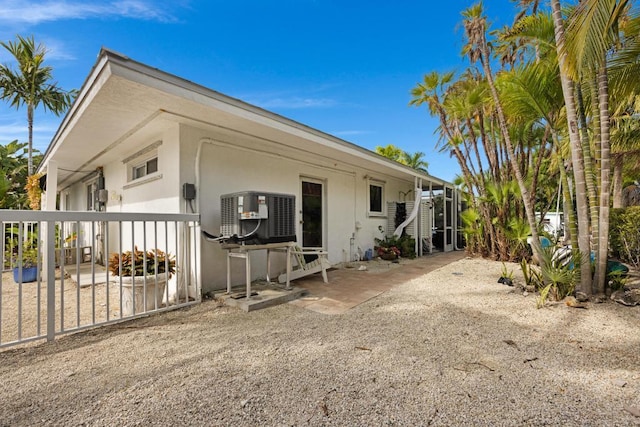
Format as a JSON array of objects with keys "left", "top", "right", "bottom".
[
  {"left": 123, "top": 141, "right": 162, "bottom": 186},
  {"left": 367, "top": 179, "right": 385, "bottom": 217},
  {"left": 131, "top": 156, "right": 158, "bottom": 181}
]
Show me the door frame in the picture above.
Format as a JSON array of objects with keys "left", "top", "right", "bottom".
[{"left": 299, "top": 176, "right": 327, "bottom": 250}]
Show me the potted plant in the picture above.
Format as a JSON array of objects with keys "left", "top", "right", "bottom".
[
  {"left": 5, "top": 239, "right": 40, "bottom": 283},
  {"left": 374, "top": 236, "right": 402, "bottom": 261},
  {"left": 108, "top": 247, "right": 176, "bottom": 315},
  {"left": 376, "top": 245, "right": 401, "bottom": 261}
]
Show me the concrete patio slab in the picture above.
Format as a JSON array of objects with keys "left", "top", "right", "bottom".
[{"left": 289, "top": 251, "right": 467, "bottom": 315}]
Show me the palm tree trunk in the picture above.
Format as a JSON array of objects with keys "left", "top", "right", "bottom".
[
  {"left": 552, "top": 0, "right": 592, "bottom": 296},
  {"left": 553, "top": 132, "right": 578, "bottom": 248},
  {"left": 612, "top": 155, "right": 624, "bottom": 208},
  {"left": 576, "top": 83, "right": 599, "bottom": 245},
  {"left": 595, "top": 63, "right": 611, "bottom": 296},
  {"left": 27, "top": 104, "right": 34, "bottom": 176}
]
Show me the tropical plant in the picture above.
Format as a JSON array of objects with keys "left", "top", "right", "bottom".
[
  {"left": 108, "top": 247, "right": 176, "bottom": 277},
  {"left": 410, "top": 1, "right": 640, "bottom": 300},
  {"left": 0, "top": 140, "right": 29, "bottom": 209},
  {"left": 609, "top": 206, "right": 640, "bottom": 268},
  {"left": 25, "top": 173, "right": 42, "bottom": 210},
  {"left": 375, "top": 144, "right": 403, "bottom": 162},
  {"left": 375, "top": 144, "right": 429, "bottom": 173},
  {"left": 0, "top": 35, "right": 76, "bottom": 175},
  {"left": 374, "top": 235, "right": 416, "bottom": 259},
  {"left": 535, "top": 246, "right": 578, "bottom": 308},
  {"left": 4, "top": 231, "right": 39, "bottom": 269},
  {"left": 400, "top": 151, "right": 429, "bottom": 172}
]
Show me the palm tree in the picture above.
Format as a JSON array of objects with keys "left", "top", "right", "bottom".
[
  {"left": 400, "top": 151, "right": 429, "bottom": 173},
  {"left": 0, "top": 35, "right": 76, "bottom": 175},
  {"left": 550, "top": 0, "right": 593, "bottom": 296},
  {"left": 374, "top": 144, "right": 403, "bottom": 162},
  {"left": 564, "top": 0, "right": 632, "bottom": 295},
  {"left": 461, "top": 2, "right": 546, "bottom": 267}
]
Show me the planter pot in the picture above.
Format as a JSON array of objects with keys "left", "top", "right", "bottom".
[
  {"left": 13, "top": 267, "right": 38, "bottom": 283},
  {"left": 112, "top": 275, "right": 168, "bottom": 316},
  {"left": 380, "top": 252, "right": 397, "bottom": 261}
]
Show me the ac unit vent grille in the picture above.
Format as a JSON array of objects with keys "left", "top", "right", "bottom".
[
  {"left": 220, "top": 195, "right": 239, "bottom": 237},
  {"left": 220, "top": 191, "right": 296, "bottom": 244}
]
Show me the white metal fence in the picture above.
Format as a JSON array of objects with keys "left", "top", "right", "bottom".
[{"left": 1, "top": 210, "right": 200, "bottom": 349}]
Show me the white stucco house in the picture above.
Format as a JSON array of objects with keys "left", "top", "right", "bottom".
[{"left": 37, "top": 48, "right": 460, "bottom": 294}]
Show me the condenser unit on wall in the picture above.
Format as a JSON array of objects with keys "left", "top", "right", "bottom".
[{"left": 220, "top": 191, "right": 296, "bottom": 244}]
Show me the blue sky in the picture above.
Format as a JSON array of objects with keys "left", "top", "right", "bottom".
[{"left": 0, "top": 0, "right": 519, "bottom": 182}]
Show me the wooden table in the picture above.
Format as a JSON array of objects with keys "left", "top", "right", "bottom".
[{"left": 221, "top": 241, "right": 295, "bottom": 299}]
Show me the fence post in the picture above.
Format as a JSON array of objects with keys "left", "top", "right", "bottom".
[{"left": 46, "top": 220, "right": 56, "bottom": 341}]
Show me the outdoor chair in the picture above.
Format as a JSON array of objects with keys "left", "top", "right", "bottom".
[{"left": 278, "top": 246, "right": 330, "bottom": 284}]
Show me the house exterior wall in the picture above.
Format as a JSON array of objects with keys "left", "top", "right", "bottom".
[
  {"left": 178, "top": 124, "right": 415, "bottom": 292},
  {"left": 59, "top": 124, "right": 188, "bottom": 298},
  {"left": 60, "top": 122, "right": 419, "bottom": 293}
]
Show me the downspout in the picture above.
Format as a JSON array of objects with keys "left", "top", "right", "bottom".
[{"left": 194, "top": 137, "right": 218, "bottom": 214}]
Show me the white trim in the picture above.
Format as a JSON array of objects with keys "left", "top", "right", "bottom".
[
  {"left": 300, "top": 176, "right": 327, "bottom": 250},
  {"left": 122, "top": 140, "right": 162, "bottom": 164},
  {"left": 123, "top": 172, "right": 163, "bottom": 189},
  {"left": 367, "top": 179, "right": 386, "bottom": 217}
]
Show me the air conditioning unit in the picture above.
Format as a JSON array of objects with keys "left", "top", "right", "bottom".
[{"left": 220, "top": 191, "right": 296, "bottom": 244}]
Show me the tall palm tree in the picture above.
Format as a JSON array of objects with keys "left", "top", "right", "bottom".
[
  {"left": 0, "top": 35, "right": 76, "bottom": 175},
  {"left": 550, "top": 0, "right": 593, "bottom": 296},
  {"left": 461, "top": 2, "right": 546, "bottom": 266},
  {"left": 564, "top": 0, "right": 632, "bottom": 295}
]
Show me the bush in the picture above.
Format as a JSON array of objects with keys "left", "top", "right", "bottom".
[
  {"left": 609, "top": 206, "right": 640, "bottom": 268},
  {"left": 374, "top": 235, "right": 416, "bottom": 259},
  {"left": 108, "top": 247, "right": 175, "bottom": 277}
]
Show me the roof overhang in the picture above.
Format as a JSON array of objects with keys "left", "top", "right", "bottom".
[{"left": 38, "top": 48, "right": 449, "bottom": 190}]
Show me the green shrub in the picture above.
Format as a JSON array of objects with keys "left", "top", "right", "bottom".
[
  {"left": 374, "top": 234, "right": 416, "bottom": 259},
  {"left": 609, "top": 206, "right": 640, "bottom": 268}
]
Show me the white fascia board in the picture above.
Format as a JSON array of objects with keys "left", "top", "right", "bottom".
[{"left": 37, "top": 53, "right": 114, "bottom": 174}]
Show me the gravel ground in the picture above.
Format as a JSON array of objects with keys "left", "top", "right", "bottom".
[{"left": 0, "top": 257, "right": 639, "bottom": 426}]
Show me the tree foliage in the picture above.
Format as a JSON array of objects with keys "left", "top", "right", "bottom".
[
  {"left": 411, "top": 1, "right": 640, "bottom": 297},
  {"left": 375, "top": 144, "right": 429, "bottom": 173},
  {"left": 0, "top": 140, "right": 32, "bottom": 209},
  {"left": 0, "top": 35, "right": 76, "bottom": 175}
]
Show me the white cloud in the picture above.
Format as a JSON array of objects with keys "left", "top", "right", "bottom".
[{"left": 0, "top": 0, "right": 177, "bottom": 25}]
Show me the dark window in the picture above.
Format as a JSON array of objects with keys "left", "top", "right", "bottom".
[
  {"left": 369, "top": 184, "right": 383, "bottom": 214},
  {"left": 132, "top": 157, "right": 158, "bottom": 180}
]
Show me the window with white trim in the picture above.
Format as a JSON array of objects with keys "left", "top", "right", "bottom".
[
  {"left": 368, "top": 180, "right": 385, "bottom": 216},
  {"left": 132, "top": 156, "right": 158, "bottom": 180},
  {"left": 124, "top": 141, "right": 162, "bottom": 183}
]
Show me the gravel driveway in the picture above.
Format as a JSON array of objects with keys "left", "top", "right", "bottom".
[{"left": 0, "top": 257, "right": 639, "bottom": 426}]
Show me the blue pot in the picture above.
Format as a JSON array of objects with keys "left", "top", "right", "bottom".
[{"left": 13, "top": 267, "right": 38, "bottom": 283}]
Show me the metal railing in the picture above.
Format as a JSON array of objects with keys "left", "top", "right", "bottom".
[{"left": 1, "top": 210, "right": 200, "bottom": 349}]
